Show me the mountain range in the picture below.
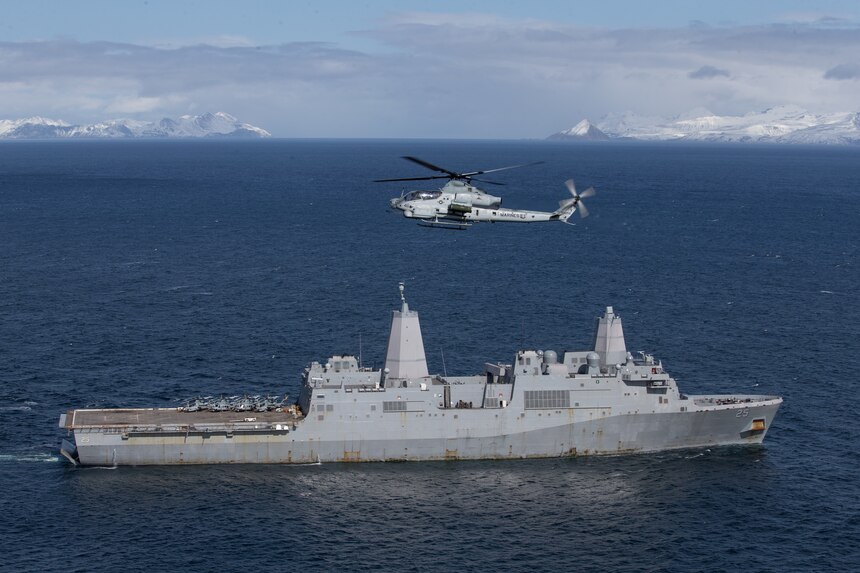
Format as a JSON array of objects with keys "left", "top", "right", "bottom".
[
  {"left": 0, "top": 112, "right": 271, "bottom": 139},
  {"left": 549, "top": 106, "right": 860, "bottom": 145}
]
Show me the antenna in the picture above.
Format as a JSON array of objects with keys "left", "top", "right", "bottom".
[
  {"left": 441, "top": 348, "right": 448, "bottom": 378},
  {"left": 358, "top": 333, "right": 362, "bottom": 369},
  {"left": 398, "top": 282, "right": 406, "bottom": 303}
]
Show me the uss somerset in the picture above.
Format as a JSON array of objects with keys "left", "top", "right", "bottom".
[{"left": 60, "top": 285, "right": 782, "bottom": 466}]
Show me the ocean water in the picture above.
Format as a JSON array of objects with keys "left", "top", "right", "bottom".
[{"left": 0, "top": 139, "right": 858, "bottom": 572}]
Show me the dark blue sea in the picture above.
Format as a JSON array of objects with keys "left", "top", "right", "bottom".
[{"left": 1, "top": 139, "right": 858, "bottom": 572}]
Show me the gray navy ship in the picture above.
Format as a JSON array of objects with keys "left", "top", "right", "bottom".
[{"left": 59, "top": 284, "right": 782, "bottom": 465}]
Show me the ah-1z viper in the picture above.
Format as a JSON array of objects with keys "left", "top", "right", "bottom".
[{"left": 375, "top": 156, "right": 595, "bottom": 229}]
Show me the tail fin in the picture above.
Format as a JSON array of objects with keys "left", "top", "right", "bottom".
[{"left": 551, "top": 203, "right": 579, "bottom": 223}]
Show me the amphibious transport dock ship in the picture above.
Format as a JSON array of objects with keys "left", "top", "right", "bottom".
[{"left": 59, "top": 285, "right": 782, "bottom": 465}]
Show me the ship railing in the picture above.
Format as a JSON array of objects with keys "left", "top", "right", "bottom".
[
  {"left": 115, "top": 422, "right": 297, "bottom": 435},
  {"left": 692, "top": 395, "right": 779, "bottom": 407},
  {"left": 75, "top": 418, "right": 301, "bottom": 434}
]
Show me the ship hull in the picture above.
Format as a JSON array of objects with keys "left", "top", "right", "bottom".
[{"left": 67, "top": 399, "right": 781, "bottom": 466}]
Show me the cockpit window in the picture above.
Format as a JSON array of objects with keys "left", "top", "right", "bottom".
[{"left": 403, "top": 191, "right": 442, "bottom": 201}]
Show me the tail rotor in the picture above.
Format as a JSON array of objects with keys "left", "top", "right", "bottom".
[{"left": 557, "top": 179, "right": 595, "bottom": 221}]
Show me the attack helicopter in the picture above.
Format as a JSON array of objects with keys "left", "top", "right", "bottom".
[{"left": 375, "top": 156, "right": 595, "bottom": 229}]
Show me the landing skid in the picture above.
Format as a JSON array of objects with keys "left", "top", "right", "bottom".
[{"left": 417, "top": 218, "right": 471, "bottom": 230}]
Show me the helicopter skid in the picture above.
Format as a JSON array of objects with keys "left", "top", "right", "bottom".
[{"left": 417, "top": 218, "right": 471, "bottom": 230}]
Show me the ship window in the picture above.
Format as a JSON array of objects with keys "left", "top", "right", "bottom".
[
  {"left": 316, "top": 404, "right": 325, "bottom": 412},
  {"left": 383, "top": 401, "right": 407, "bottom": 412},
  {"left": 371, "top": 405, "right": 377, "bottom": 411},
  {"left": 326, "top": 404, "right": 334, "bottom": 412}
]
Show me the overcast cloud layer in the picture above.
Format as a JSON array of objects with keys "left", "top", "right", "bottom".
[{"left": 1, "top": 13, "right": 859, "bottom": 137}]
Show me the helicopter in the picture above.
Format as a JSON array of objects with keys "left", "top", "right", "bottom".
[{"left": 375, "top": 156, "right": 595, "bottom": 229}]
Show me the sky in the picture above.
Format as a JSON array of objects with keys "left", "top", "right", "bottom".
[{"left": 2, "top": 0, "right": 859, "bottom": 138}]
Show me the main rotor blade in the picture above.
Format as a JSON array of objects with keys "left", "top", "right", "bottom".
[
  {"left": 564, "top": 179, "right": 577, "bottom": 196},
  {"left": 463, "top": 161, "right": 545, "bottom": 177},
  {"left": 580, "top": 187, "right": 596, "bottom": 199},
  {"left": 401, "top": 156, "right": 460, "bottom": 177},
  {"left": 373, "top": 175, "right": 451, "bottom": 183},
  {"left": 469, "top": 178, "right": 506, "bottom": 186},
  {"left": 391, "top": 156, "right": 544, "bottom": 184}
]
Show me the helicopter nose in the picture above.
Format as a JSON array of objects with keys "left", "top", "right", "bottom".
[{"left": 389, "top": 198, "right": 402, "bottom": 208}]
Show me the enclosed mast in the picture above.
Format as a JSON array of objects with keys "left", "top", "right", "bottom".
[{"left": 383, "top": 283, "right": 429, "bottom": 383}]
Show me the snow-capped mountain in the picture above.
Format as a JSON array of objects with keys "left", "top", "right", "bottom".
[
  {"left": 547, "top": 119, "right": 610, "bottom": 141},
  {"left": 0, "top": 116, "right": 73, "bottom": 138},
  {"left": 551, "top": 106, "right": 860, "bottom": 145},
  {"left": 0, "top": 112, "right": 271, "bottom": 139}
]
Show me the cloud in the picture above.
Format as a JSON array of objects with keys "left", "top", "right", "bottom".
[
  {"left": 0, "top": 40, "right": 379, "bottom": 134},
  {"left": 688, "top": 65, "right": 730, "bottom": 79},
  {"left": 151, "top": 35, "right": 259, "bottom": 49},
  {"left": 778, "top": 12, "right": 857, "bottom": 27},
  {"left": 824, "top": 63, "right": 860, "bottom": 79},
  {"left": 357, "top": 16, "right": 860, "bottom": 133},
  {"left": 0, "top": 16, "right": 859, "bottom": 138},
  {"left": 104, "top": 95, "right": 182, "bottom": 114}
]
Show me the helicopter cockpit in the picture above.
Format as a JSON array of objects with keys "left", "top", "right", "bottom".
[{"left": 402, "top": 190, "right": 442, "bottom": 201}]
